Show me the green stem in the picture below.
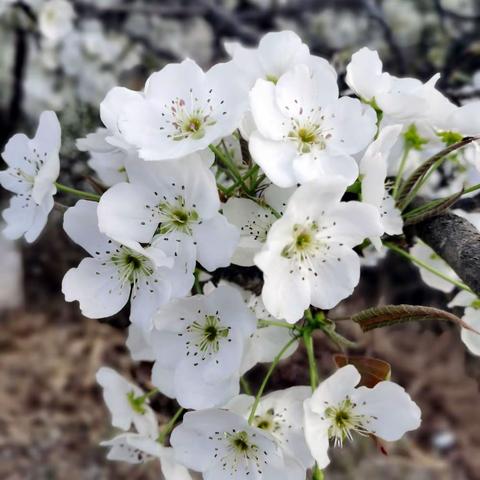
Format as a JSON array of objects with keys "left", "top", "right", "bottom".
[
  {"left": 210, "top": 143, "right": 249, "bottom": 193},
  {"left": 312, "top": 464, "right": 325, "bottom": 480},
  {"left": 258, "top": 319, "right": 295, "bottom": 329},
  {"left": 224, "top": 164, "right": 260, "bottom": 197},
  {"left": 393, "top": 147, "right": 411, "bottom": 199},
  {"left": 303, "top": 328, "right": 319, "bottom": 391},
  {"left": 399, "top": 158, "right": 444, "bottom": 211},
  {"left": 157, "top": 407, "right": 185, "bottom": 444},
  {"left": 55, "top": 182, "right": 101, "bottom": 201},
  {"left": 462, "top": 182, "right": 480, "bottom": 196},
  {"left": 248, "top": 337, "right": 298, "bottom": 424},
  {"left": 240, "top": 376, "right": 252, "bottom": 395},
  {"left": 385, "top": 242, "right": 474, "bottom": 294},
  {"left": 193, "top": 268, "right": 202, "bottom": 294}
]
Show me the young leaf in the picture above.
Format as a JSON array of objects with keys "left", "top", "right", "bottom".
[
  {"left": 352, "top": 304, "right": 478, "bottom": 333},
  {"left": 333, "top": 354, "right": 391, "bottom": 388},
  {"left": 396, "top": 136, "right": 477, "bottom": 210},
  {"left": 403, "top": 189, "right": 464, "bottom": 226}
]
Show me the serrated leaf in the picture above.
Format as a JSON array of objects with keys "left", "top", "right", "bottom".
[
  {"left": 403, "top": 189, "right": 464, "bottom": 226},
  {"left": 352, "top": 304, "right": 479, "bottom": 333},
  {"left": 333, "top": 354, "right": 391, "bottom": 388},
  {"left": 396, "top": 136, "right": 476, "bottom": 209}
]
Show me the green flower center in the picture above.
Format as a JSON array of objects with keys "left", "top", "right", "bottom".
[
  {"left": 325, "top": 398, "right": 370, "bottom": 447},
  {"left": 157, "top": 197, "right": 199, "bottom": 235},
  {"left": 111, "top": 247, "right": 153, "bottom": 284},
  {"left": 282, "top": 223, "right": 321, "bottom": 261},
  {"left": 187, "top": 314, "right": 230, "bottom": 355}
]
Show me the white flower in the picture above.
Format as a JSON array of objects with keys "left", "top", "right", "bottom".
[
  {"left": 62, "top": 200, "right": 194, "bottom": 328},
  {"left": 203, "top": 280, "right": 298, "bottom": 372},
  {"left": 242, "top": 291, "right": 298, "bottom": 372},
  {"left": 304, "top": 365, "right": 421, "bottom": 469},
  {"left": 255, "top": 179, "right": 383, "bottom": 322},
  {"left": 410, "top": 240, "right": 459, "bottom": 293},
  {"left": 97, "top": 153, "right": 239, "bottom": 272},
  {"left": 116, "top": 59, "right": 248, "bottom": 160},
  {"left": 150, "top": 285, "right": 257, "bottom": 410},
  {"left": 100, "top": 86, "right": 143, "bottom": 151},
  {"left": 126, "top": 323, "right": 155, "bottom": 362},
  {"left": 76, "top": 128, "right": 128, "bottom": 187},
  {"left": 360, "top": 125, "right": 404, "bottom": 249},
  {"left": 0, "top": 111, "right": 60, "bottom": 243},
  {"left": 225, "top": 387, "right": 314, "bottom": 473},
  {"left": 96, "top": 367, "right": 158, "bottom": 437},
  {"left": 225, "top": 30, "right": 336, "bottom": 89},
  {"left": 223, "top": 184, "right": 294, "bottom": 267},
  {"left": 171, "top": 409, "right": 291, "bottom": 479},
  {"left": 346, "top": 47, "right": 442, "bottom": 122},
  {"left": 38, "top": 0, "right": 75, "bottom": 44},
  {"left": 448, "top": 291, "right": 480, "bottom": 356},
  {"left": 249, "top": 64, "right": 376, "bottom": 187},
  {"left": 101, "top": 433, "right": 192, "bottom": 479}
]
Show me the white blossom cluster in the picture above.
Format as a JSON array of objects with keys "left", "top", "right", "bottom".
[{"left": 3, "top": 30, "right": 480, "bottom": 478}]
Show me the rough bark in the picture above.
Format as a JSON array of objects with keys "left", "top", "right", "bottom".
[{"left": 414, "top": 211, "right": 480, "bottom": 295}]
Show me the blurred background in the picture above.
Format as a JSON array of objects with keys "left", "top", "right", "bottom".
[{"left": 1, "top": 0, "right": 480, "bottom": 479}]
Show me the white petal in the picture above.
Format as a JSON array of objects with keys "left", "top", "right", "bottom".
[
  {"left": 309, "top": 247, "right": 361, "bottom": 310},
  {"left": 460, "top": 308, "right": 480, "bottom": 356},
  {"left": 62, "top": 258, "right": 130, "bottom": 318},
  {"left": 303, "top": 399, "right": 331, "bottom": 469},
  {"left": 324, "top": 97, "right": 377, "bottom": 155},
  {"left": 249, "top": 131, "right": 297, "bottom": 187},
  {"left": 192, "top": 213, "right": 239, "bottom": 271},
  {"left": 353, "top": 381, "right": 421, "bottom": 441},
  {"left": 345, "top": 47, "right": 391, "bottom": 101},
  {"left": 310, "top": 365, "right": 361, "bottom": 412},
  {"left": 97, "top": 182, "right": 158, "bottom": 246},
  {"left": 63, "top": 200, "right": 118, "bottom": 258}
]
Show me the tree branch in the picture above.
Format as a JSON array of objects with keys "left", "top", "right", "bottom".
[{"left": 413, "top": 211, "right": 480, "bottom": 295}]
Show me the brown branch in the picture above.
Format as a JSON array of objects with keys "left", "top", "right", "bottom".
[{"left": 413, "top": 211, "right": 480, "bottom": 295}]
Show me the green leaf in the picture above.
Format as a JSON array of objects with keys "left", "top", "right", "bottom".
[
  {"left": 396, "top": 136, "right": 477, "bottom": 210},
  {"left": 352, "top": 304, "right": 478, "bottom": 333},
  {"left": 333, "top": 354, "right": 391, "bottom": 388},
  {"left": 403, "top": 188, "right": 464, "bottom": 226}
]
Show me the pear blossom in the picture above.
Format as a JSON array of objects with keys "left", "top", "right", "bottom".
[
  {"left": 249, "top": 64, "right": 376, "bottom": 187},
  {"left": 223, "top": 184, "right": 295, "bottom": 267},
  {"left": 346, "top": 47, "right": 444, "bottom": 122},
  {"left": 304, "top": 365, "right": 421, "bottom": 469},
  {"left": 101, "top": 432, "right": 192, "bottom": 480},
  {"left": 62, "top": 200, "right": 195, "bottom": 327},
  {"left": 226, "top": 30, "right": 336, "bottom": 89},
  {"left": 225, "top": 387, "right": 314, "bottom": 473},
  {"left": 360, "top": 125, "right": 404, "bottom": 249},
  {"left": 171, "top": 409, "right": 293, "bottom": 479},
  {"left": 96, "top": 367, "right": 158, "bottom": 438},
  {"left": 126, "top": 323, "right": 155, "bottom": 362},
  {"left": 241, "top": 291, "right": 298, "bottom": 372},
  {"left": 97, "top": 153, "right": 239, "bottom": 272},
  {"left": 150, "top": 285, "right": 257, "bottom": 409},
  {"left": 76, "top": 128, "right": 128, "bottom": 187},
  {"left": 116, "top": 59, "right": 248, "bottom": 160},
  {"left": 410, "top": 240, "right": 459, "bottom": 293},
  {"left": 203, "top": 280, "right": 298, "bottom": 372},
  {"left": 38, "top": 0, "right": 76, "bottom": 44},
  {"left": 0, "top": 111, "right": 60, "bottom": 243},
  {"left": 448, "top": 290, "right": 480, "bottom": 356},
  {"left": 255, "top": 179, "right": 383, "bottom": 322},
  {"left": 99, "top": 86, "right": 143, "bottom": 151},
  {"left": 101, "top": 432, "right": 193, "bottom": 479}
]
